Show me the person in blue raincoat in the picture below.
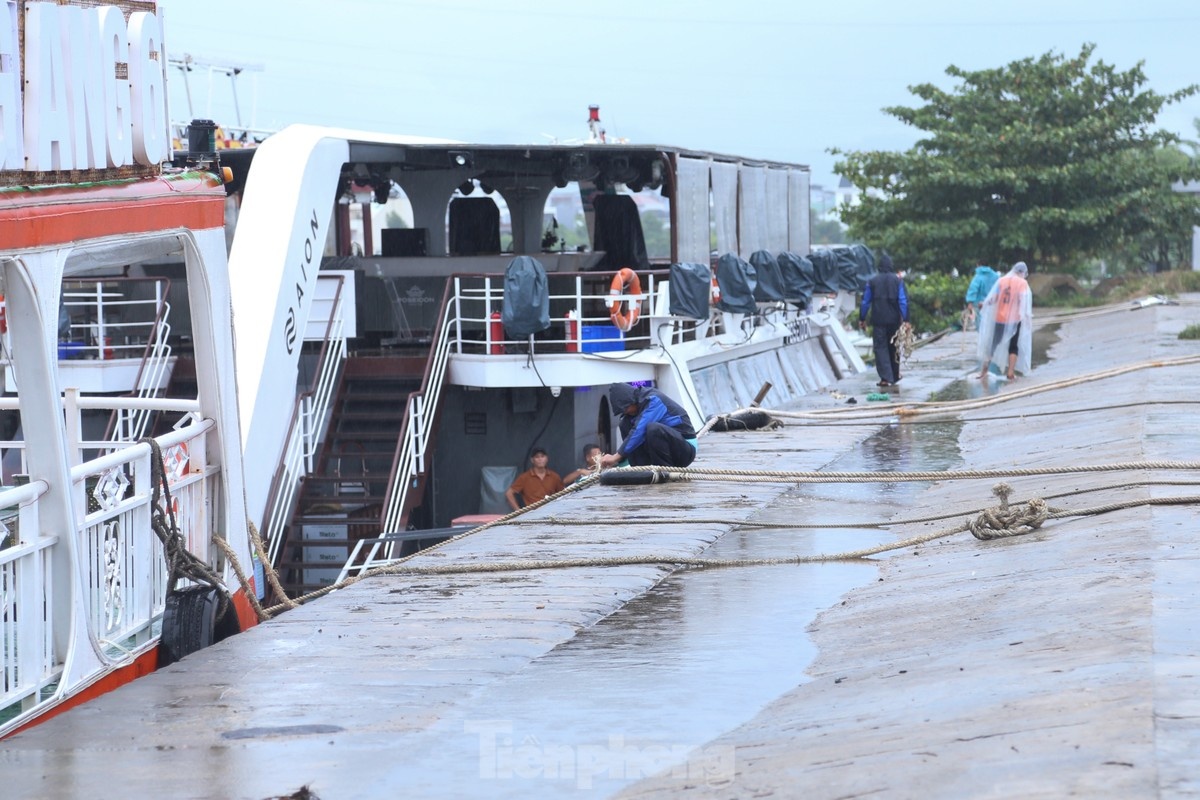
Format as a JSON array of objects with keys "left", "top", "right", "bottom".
[
  {"left": 599, "top": 383, "right": 697, "bottom": 469},
  {"left": 964, "top": 260, "right": 999, "bottom": 329}
]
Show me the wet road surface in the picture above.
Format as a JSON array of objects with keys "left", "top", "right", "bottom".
[{"left": 5, "top": 299, "right": 1198, "bottom": 799}]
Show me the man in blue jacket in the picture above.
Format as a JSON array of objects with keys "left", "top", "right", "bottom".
[
  {"left": 858, "top": 254, "right": 909, "bottom": 387},
  {"left": 599, "top": 383, "right": 698, "bottom": 468}
]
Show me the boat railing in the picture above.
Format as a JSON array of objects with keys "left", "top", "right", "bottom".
[
  {"left": 58, "top": 278, "right": 172, "bottom": 365},
  {"left": 2, "top": 415, "right": 219, "bottom": 736},
  {"left": 262, "top": 275, "right": 348, "bottom": 569},
  {"left": 444, "top": 270, "right": 672, "bottom": 355},
  {"left": 347, "top": 270, "right": 684, "bottom": 578},
  {"left": 0, "top": 479, "right": 55, "bottom": 726}
]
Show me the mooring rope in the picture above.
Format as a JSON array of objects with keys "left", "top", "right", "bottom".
[
  {"left": 353, "top": 492, "right": 1198, "bottom": 576},
  {"left": 261, "top": 472, "right": 602, "bottom": 615},
  {"left": 507, "top": 479, "right": 1200, "bottom": 531},
  {"left": 601, "top": 459, "right": 1200, "bottom": 485},
  {"left": 723, "top": 353, "right": 1200, "bottom": 422},
  {"left": 142, "top": 437, "right": 230, "bottom": 614}
]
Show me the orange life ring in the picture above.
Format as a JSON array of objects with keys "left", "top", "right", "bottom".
[{"left": 608, "top": 268, "right": 642, "bottom": 332}]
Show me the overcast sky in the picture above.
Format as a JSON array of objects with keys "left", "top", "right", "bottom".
[{"left": 164, "top": 0, "right": 1200, "bottom": 191}]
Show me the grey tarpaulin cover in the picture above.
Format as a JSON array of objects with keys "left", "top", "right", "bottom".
[
  {"left": 669, "top": 262, "right": 711, "bottom": 320},
  {"left": 807, "top": 248, "right": 840, "bottom": 295},
  {"left": 714, "top": 253, "right": 758, "bottom": 314},
  {"left": 501, "top": 255, "right": 550, "bottom": 337},
  {"left": 833, "top": 246, "right": 861, "bottom": 291},
  {"left": 777, "top": 251, "right": 815, "bottom": 306},
  {"left": 749, "top": 250, "right": 786, "bottom": 302},
  {"left": 851, "top": 244, "right": 877, "bottom": 286}
]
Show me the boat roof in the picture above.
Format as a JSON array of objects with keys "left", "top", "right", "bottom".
[{"left": 347, "top": 140, "right": 811, "bottom": 171}]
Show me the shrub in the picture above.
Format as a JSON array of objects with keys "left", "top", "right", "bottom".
[
  {"left": 1180, "top": 324, "right": 1200, "bottom": 341},
  {"left": 903, "top": 272, "right": 970, "bottom": 335}
]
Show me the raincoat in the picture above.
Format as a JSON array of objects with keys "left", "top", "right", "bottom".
[
  {"left": 965, "top": 265, "right": 999, "bottom": 306},
  {"left": 976, "top": 262, "right": 1033, "bottom": 375}
]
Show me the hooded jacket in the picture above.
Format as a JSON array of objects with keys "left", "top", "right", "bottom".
[
  {"left": 965, "top": 266, "right": 1000, "bottom": 305},
  {"left": 608, "top": 383, "right": 696, "bottom": 457}
]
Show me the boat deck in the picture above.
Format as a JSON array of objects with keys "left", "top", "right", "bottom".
[{"left": 4, "top": 297, "right": 1199, "bottom": 799}]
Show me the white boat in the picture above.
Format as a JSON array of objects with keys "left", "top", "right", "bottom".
[
  {"left": 220, "top": 122, "right": 868, "bottom": 593},
  {"left": 0, "top": 0, "right": 258, "bottom": 737},
  {"left": 2, "top": 2, "right": 870, "bottom": 736}
]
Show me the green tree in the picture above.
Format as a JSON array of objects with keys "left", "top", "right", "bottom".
[{"left": 833, "top": 44, "right": 1200, "bottom": 273}]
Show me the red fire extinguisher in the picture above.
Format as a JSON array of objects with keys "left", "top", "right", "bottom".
[
  {"left": 565, "top": 310, "right": 578, "bottom": 353},
  {"left": 0, "top": 293, "right": 6, "bottom": 334},
  {"left": 489, "top": 312, "right": 504, "bottom": 355}
]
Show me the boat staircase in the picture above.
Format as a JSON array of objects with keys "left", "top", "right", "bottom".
[{"left": 276, "top": 354, "right": 428, "bottom": 597}]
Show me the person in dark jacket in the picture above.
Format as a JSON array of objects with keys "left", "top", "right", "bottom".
[
  {"left": 858, "top": 254, "right": 909, "bottom": 387},
  {"left": 599, "top": 383, "right": 698, "bottom": 469}
]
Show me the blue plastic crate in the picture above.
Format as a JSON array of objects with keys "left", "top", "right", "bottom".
[{"left": 581, "top": 325, "right": 623, "bottom": 353}]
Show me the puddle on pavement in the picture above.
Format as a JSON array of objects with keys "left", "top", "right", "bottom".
[
  {"left": 931, "top": 321, "right": 1062, "bottom": 403},
  {"left": 408, "top": 418, "right": 967, "bottom": 797}
]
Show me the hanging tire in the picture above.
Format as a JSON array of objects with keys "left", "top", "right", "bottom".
[{"left": 159, "top": 586, "right": 239, "bottom": 667}]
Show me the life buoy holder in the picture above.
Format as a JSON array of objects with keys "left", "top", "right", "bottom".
[{"left": 608, "top": 268, "right": 642, "bottom": 332}]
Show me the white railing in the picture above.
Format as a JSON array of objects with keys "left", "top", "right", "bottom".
[
  {"left": 1, "top": 400, "right": 219, "bottom": 736},
  {"left": 263, "top": 276, "right": 347, "bottom": 567},
  {"left": 0, "top": 481, "right": 55, "bottom": 724},
  {"left": 72, "top": 420, "right": 216, "bottom": 653},
  {"left": 60, "top": 278, "right": 171, "bottom": 364},
  {"left": 350, "top": 269, "right": 819, "bottom": 578},
  {"left": 373, "top": 272, "right": 669, "bottom": 558}
]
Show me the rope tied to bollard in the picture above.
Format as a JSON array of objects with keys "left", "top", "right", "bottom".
[{"left": 968, "top": 482, "right": 1049, "bottom": 540}]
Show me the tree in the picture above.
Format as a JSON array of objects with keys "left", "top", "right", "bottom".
[{"left": 833, "top": 44, "right": 1200, "bottom": 273}]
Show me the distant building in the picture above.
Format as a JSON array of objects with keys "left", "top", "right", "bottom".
[
  {"left": 836, "top": 175, "right": 862, "bottom": 211},
  {"left": 809, "top": 184, "right": 838, "bottom": 219}
]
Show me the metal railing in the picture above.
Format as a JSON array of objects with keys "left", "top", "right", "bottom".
[
  {"left": 1, "top": 414, "right": 219, "bottom": 737},
  {"left": 0, "top": 481, "right": 55, "bottom": 724},
  {"left": 262, "top": 276, "right": 348, "bottom": 567},
  {"left": 362, "top": 271, "right": 672, "bottom": 570}
]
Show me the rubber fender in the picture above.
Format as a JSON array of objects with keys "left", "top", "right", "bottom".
[
  {"left": 159, "top": 586, "right": 240, "bottom": 667},
  {"left": 599, "top": 469, "right": 672, "bottom": 486},
  {"left": 707, "top": 410, "right": 779, "bottom": 432}
]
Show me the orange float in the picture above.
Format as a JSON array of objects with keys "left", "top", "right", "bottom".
[{"left": 608, "top": 268, "right": 642, "bottom": 332}]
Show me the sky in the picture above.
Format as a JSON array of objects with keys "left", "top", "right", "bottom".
[{"left": 163, "top": 0, "right": 1200, "bottom": 193}]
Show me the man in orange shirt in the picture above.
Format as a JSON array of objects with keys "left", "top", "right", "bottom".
[
  {"left": 977, "top": 261, "right": 1033, "bottom": 381},
  {"left": 505, "top": 447, "right": 564, "bottom": 510}
]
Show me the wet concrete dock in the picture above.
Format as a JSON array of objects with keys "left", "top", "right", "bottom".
[{"left": 4, "top": 297, "right": 1199, "bottom": 799}]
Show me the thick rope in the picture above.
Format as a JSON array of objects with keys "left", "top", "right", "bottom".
[
  {"left": 890, "top": 321, "right": 916, "bottom": 363},
  {"left": 142, "top": 438, "right": 228, "bottom": 599},
  {"left": 509, "top": 479, "right": 1200, "bottom": 531},
  {"left": 603, "top": 459, "right": 1200, "bottom": 484},
  {"left": 717, "top": 354, "right": 1200, "bottom": 422},
  {"left": 966, "top": 483, "right": 1048, "bottom": 540},
  {"left": 261, "top": 472, "right": 601, "bottom": 615},
  {"left": 211, "top": 536, "right": 269, "bottom": 622},
  {"left": 260, "top": 459, "right": 1200, "bottom": 616},
  {"left": 247, "top": 520, "right": 299, "bottom": 611},
  {"left": 357, "top": 492, "right": 1198, "bottom": 576}
]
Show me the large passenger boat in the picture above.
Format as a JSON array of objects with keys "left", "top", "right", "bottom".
[
  {"left": 0, "top": 1, "right": 257, "bottom": 737},
  {"left": 222, "top": 121, "right": 870, "bottom": 594}
]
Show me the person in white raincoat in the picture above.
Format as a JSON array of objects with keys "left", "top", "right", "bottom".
[{"left": 977, "top": 261, "right": 1033, "bottom": 381}]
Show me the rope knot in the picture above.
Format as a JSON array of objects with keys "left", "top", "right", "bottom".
[{"left": 968, "top": 482, "right": 1049, "bottom": 540}]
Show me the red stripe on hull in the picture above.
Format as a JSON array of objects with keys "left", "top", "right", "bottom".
[
  {"left": 4, "top": 588, "right": 259, "bottom": 739},
  {"left": 0, "top": 175, "right": 226, "bottom": 248}
]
